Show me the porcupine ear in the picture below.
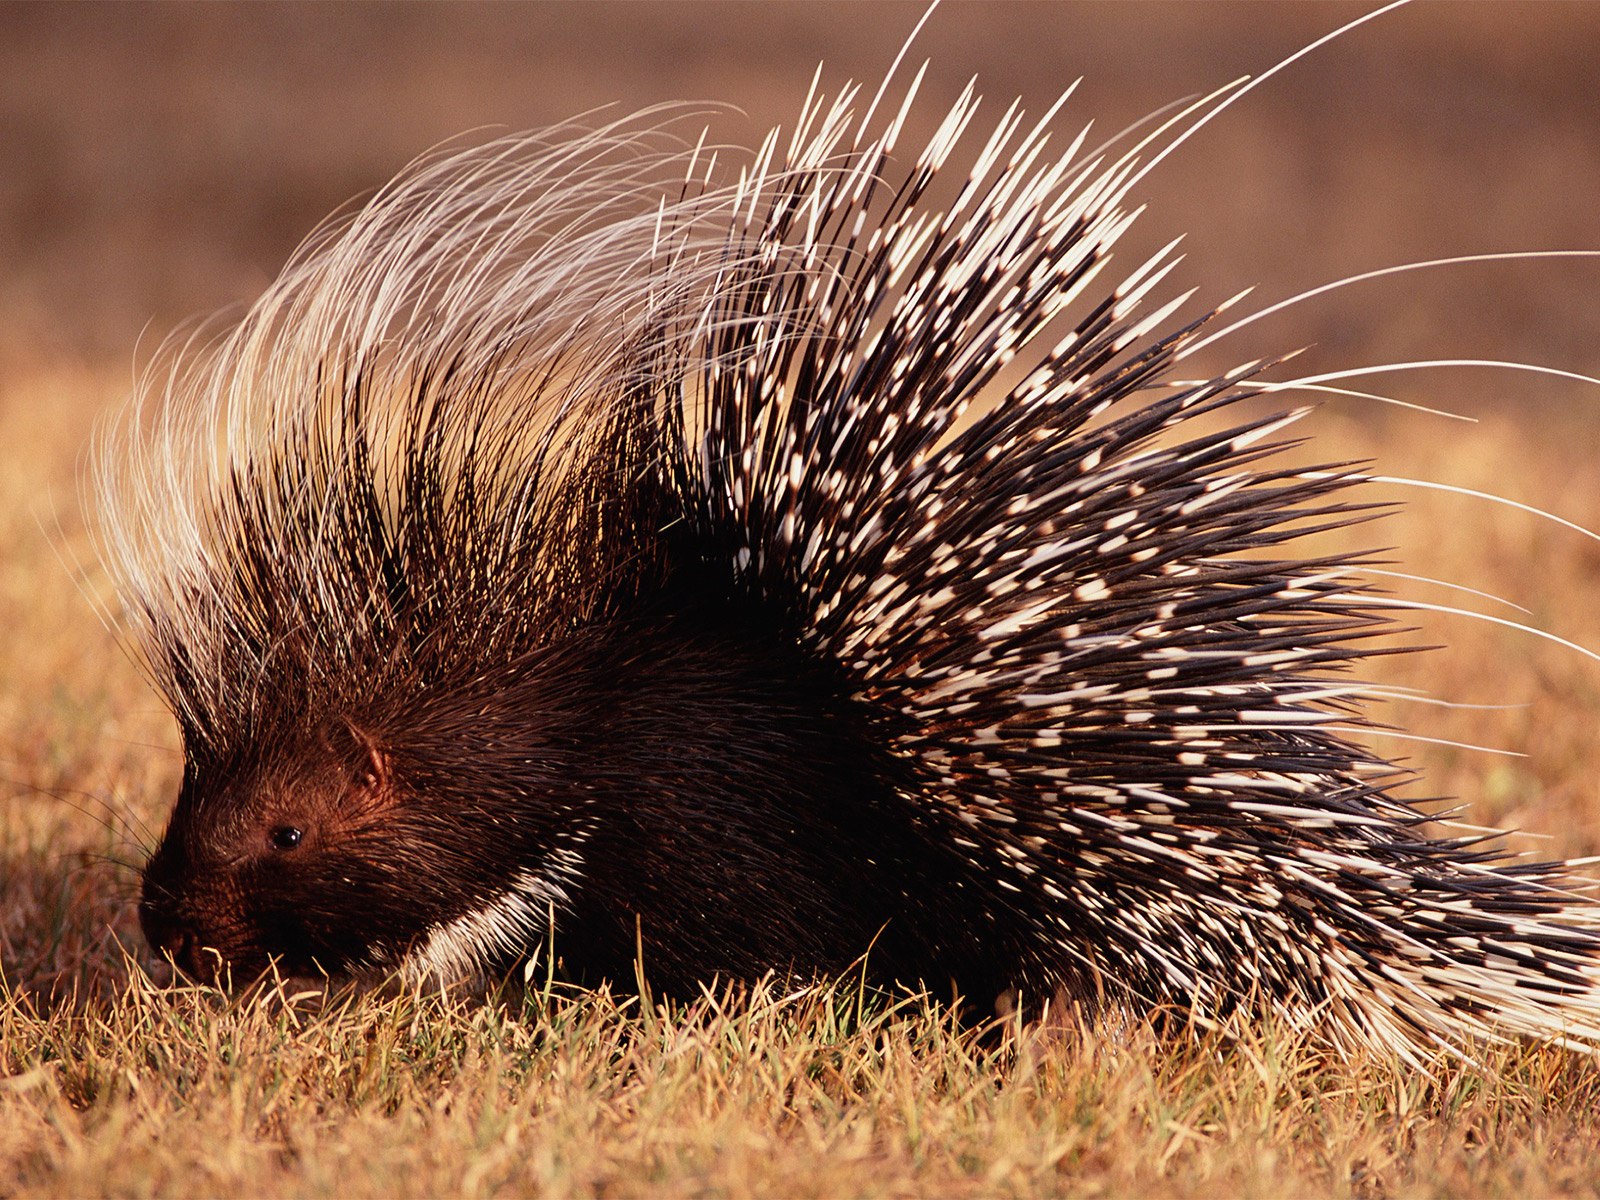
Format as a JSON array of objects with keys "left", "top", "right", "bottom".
[
  {"left": 343, "top": 723, "right": 391, "bottom": 792},
  {"left": 317, "top": 721, "right": 393, "bottom": 798}
]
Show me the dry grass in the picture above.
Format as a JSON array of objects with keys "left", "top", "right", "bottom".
[
  {"left": 8, "top": 956, "right": 1600, "bottom": 1197},
  {"left": 5, "top": 3, "right": 1600, "bottom": 1197},
  {"left": 10, "top": 941, "right": 1600, "bottom": 1200}
]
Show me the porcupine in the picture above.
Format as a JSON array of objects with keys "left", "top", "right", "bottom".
[{"left": 95, "top": 8, "right": 1600, "bottom": 1061}]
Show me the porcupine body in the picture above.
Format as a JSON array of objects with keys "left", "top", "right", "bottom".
[{"left": 98, "top": 26, "right": 1600, "bottom": 1061}]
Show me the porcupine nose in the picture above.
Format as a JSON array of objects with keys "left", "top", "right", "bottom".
[{"left": 138, "top": 894, "right": 215, "bottom": 982}]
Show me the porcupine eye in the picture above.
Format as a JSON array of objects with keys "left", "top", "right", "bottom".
[{"left": 269, "top": 825, "right": 303, "bottom": 851}]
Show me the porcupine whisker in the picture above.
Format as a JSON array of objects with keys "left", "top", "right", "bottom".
[
  {"left": 0, "top": 773, "right": 152, "bottom": 850},
  {"left": 1277, "top": 360, "right": 1600, "bottom": 399},
  {"left": 1355, "top": 569, "right": 1531, "bottom": 617},
  {"left": 1314, "top": 728, "right": 1527, "bottom": 758},
  {"left": 1184, "top": 250, "right": 1600, "bottom": 360},
  {"left": 1192, "top": 548, "right": 1540, "bottom": 711},
  {"left": 1124, "top": 0, "right": 1411, "bottom": 194},
  {"left": 1145, "top": 365, "right": 1557, "bottom": 467},
  {"left": 1359, "top": 598, "right": 1600, "bottom": 669},
  {"left": 1329, "top": 473, "right": 1600, "bottom": 547},
  {"left": 1233, "top": 681, "right": 1522, "bottom": 712},
  {"left": 1211, "top": 381, "right": 1479, "bottom": 423},
  {"left": 1342, "top": 693, "right": 1527, "bottom": 713}
]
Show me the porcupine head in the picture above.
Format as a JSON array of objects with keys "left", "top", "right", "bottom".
[{"left": 106, "top": 50, "right": 1600, "bottom": 1058}]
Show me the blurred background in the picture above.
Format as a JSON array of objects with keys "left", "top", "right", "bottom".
[
  {"left": 1, "top": 0, "right": 1597, "bottom": 381},
  {"left": 2, "top": 0, "right": 1600, "bottom": 928}
]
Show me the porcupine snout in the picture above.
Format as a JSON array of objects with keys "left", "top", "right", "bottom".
[
  {"left": 138, "top": 823, "right": 290, "bottom": 984},
  {"left": 138, "top": 837, "right": 241, "bottom": 983},
  {"left": 137, "top": 885, "right": 210, "bottom": 982}
]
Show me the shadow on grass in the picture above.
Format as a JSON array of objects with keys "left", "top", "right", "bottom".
[{"left": 0, "top": 845, "right": 146, "bottom": 1013}]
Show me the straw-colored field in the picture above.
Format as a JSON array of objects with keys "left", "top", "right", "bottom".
[{"left": 3, "top": 3, "right": 1600, "bottom": 1196}]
